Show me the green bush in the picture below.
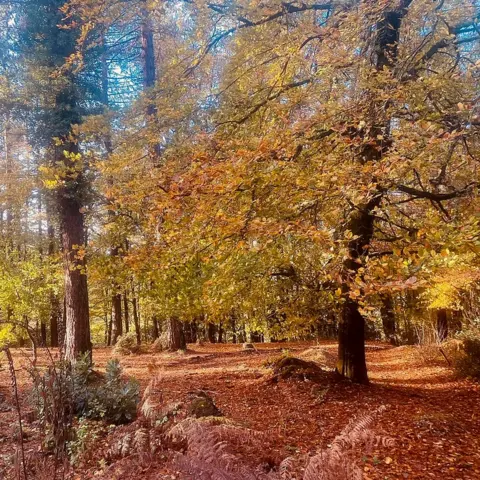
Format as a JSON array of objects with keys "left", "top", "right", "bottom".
[
  {"left": 455, "top": 337, "right": 480, "bottom": 379},
  {"left": 31, "top": 355, "right": 140, "bottom": 428},
  {"left": 113, "top": 332, "right": 141, "bottom": 355}
]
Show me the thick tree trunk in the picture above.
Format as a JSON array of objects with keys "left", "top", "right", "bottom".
[
  {"left": 380, "top": 294, "right": 397, "bottom": 345},
  {"left": 337, "top": 297, "right": 368, "bottom": 382},
  {"left": 166, "top": 317, "right": 186, "bottom": 351},
  {"left": 60, "top": 185, "right": 91, "bottom": 362},
  {"left": 336, "top": 196, "right": 381, "bottom": 384},
  {"left": 437, "top": 309, "right": 449, "bottom": 342}
]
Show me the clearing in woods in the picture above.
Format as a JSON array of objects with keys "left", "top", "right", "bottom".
[{"left": 0, "top": 341, "right": 479, "bottom": 479}]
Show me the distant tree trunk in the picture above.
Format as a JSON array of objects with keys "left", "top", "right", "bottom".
[
  {"left": 107, "top": 312, "right": 113, "bottom": 346},
  {"left": 207, "top": 323, "right": 216, "bottom": 343},
  {"left": 380, "top": 294, "right": 397, "bottom": 345},
  {"left": 152, "top": 316, "right": 160, "bottom": 340},
  {"left": 123, "top": 291, "right": 130, "bottom": 333},
  {"left": 104, "top": 313, "right": 109, "bottom": 345},
  {"left": 50, "top": 301, "right": 59, "bottom": 348},
  {"left": 40, "top": 323, "right": 47, "bottom": 347},
  {"left": 230, "top": 315, "right": 237, "bottom": 344},
  {"left": 238, "top": 325, "right": 247, "bottom": 344},
  {"left": 437, "top": 309, "right": 449, "bottom": 342},
  {"left": 47, "top": 222, "right": 60, "bottom": 347},
  {"left": 184, "top": 320, "right": 198, "bottom": 344},
  {"left": 111, "top": 289, "right": 123, "bottom": 344},
  {"left": 131, "top": 281, "right": 141, "bottom": 344},
  {"left": 250, "top": 332, "right": 263, "bottom": 343},
  {"left": 165, "top": 317, "right": 186, "bottom": 351},
  {"left": 218, "top": 322, "right": 223, "bottom": 343}
]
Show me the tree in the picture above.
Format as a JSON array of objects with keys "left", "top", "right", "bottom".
[{"left": 19, "top": 0, "right": 93, "bottom": 361}]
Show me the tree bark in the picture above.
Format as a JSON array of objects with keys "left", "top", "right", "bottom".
[
  {"left": 60, "top": 171, "right": 91, "bottom": 361},
  {"left": 166, "top": 317, "right": 186, "bottom": 351}
]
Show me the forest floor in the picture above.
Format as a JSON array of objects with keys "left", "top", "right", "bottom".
[{"left": 1, "top": 341, "right": 479, "bottom": 480}]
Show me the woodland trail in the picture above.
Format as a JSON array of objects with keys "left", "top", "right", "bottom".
[{"left": 1, "top": 342, "right": 479, "bottom": 479}]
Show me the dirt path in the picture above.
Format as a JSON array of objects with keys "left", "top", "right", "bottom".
[{"left": 1, "top": 342, "right": 479, "bottom": 479}]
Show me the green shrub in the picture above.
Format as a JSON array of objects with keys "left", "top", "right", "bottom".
[
  {"left": 87, "top": 359, "right": 139, "bottom": 424},
  {"left": 31, "top": 355, "right": 140, "bottom": 429},
  {"left": 455, "top": 337, "right": 480, "bottom": 379},
  {"left": 113, "top": 332, "right": 141, "bottom": 355}
]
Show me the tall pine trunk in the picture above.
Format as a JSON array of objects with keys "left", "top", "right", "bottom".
[{"left": 60, "top": 165, "right": 91, "bottom": 362}]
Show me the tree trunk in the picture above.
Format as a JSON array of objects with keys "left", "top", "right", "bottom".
[
  {"left": 230, "top": 315, "right": 237, "bottom": 343},
  {"left": 380, "top": 294, "right": 397, "bottom": 345},
  {"left": 48, "top": 223, "right": 60, "bottom": 347},
  {"left": 207, "top": 323, "right": 216, "bottom": 343},
  {"left": 107, "top": 311, "right": 113, "bottom": 346},
  {"left": 437, "top": 309, "right": 449, "bottom": 342},
  {"left": 123, "top": 291, "right": 130, "bottom": 333},
  {"left": 50, "top": 299, "right": 60, "bottom": 348},
  {"left": 60, "top": 180, "right": 91, "bottom": 362},
  {"left": 40, "top": 323, "right": 47, "bottom": 347},
  {"left": 184, "top": 320, "right": 198, "bottom": 344},
  {"left": 152, "top": 315, "right": 160, "bottom": 340},
  {"left": 131, "top": 280, "right": 141, "bottom": 344},
  {"left": 336, "top": 2, "right": 409, "bottom": 383},
  {"left": 166, "top": 317, "right": 186, "bottom": 351},
  {"left": 111, "top": 290, "right": 123, "bottom": 344},
  {"left": 218, "top": 322, "right": 223, "bottom": 343}
]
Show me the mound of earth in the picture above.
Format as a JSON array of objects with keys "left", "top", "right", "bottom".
[
  {"left": 268, "top": 356, "right": 330, "bottom": 383},
  {"left": 300, "top": 346, "right": 337, "bottom": 368}
]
